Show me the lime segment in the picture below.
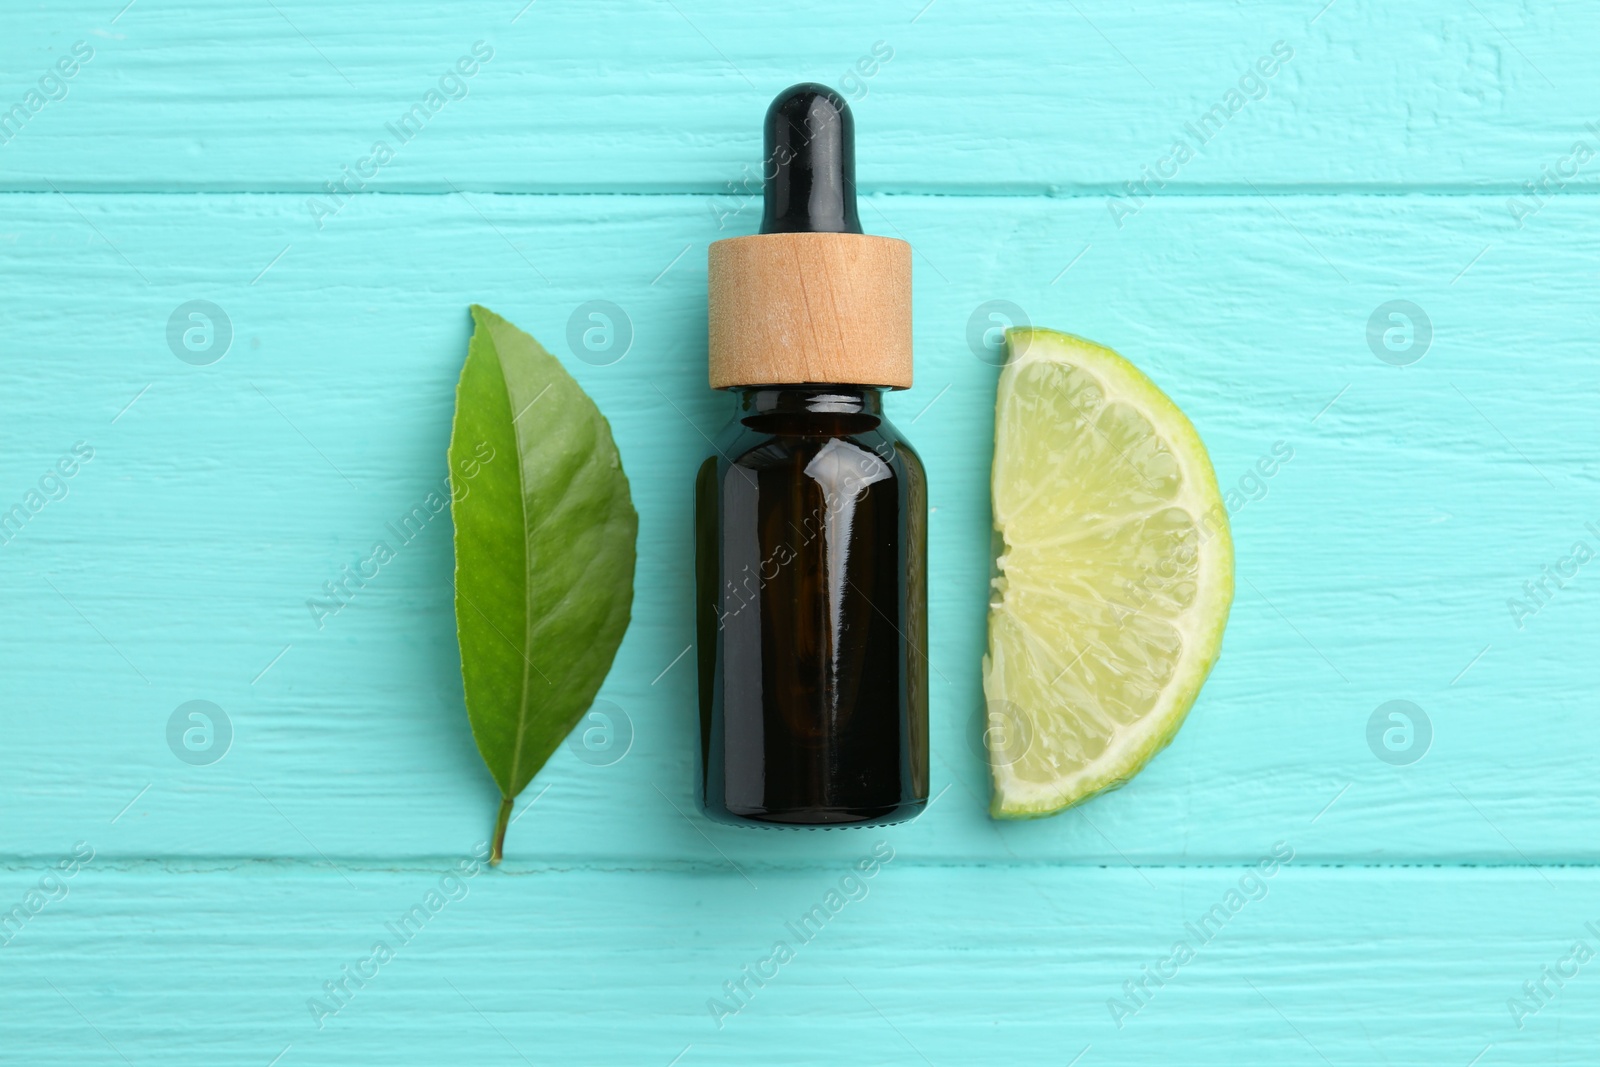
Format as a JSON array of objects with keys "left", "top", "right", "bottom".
[{"left": 985, "top": 328, "right": 1234, "bottom": 818}]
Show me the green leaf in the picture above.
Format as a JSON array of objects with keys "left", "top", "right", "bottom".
[{"left": 449, "top": 305, "right": 637, "bottom": 864}]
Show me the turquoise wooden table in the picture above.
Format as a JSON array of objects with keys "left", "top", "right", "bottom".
[{"left": 3, "top": 2, "right": 1596, "bottom": 1063}]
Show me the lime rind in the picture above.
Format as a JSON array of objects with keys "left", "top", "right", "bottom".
[{"left": 985, "top": 327, "right": 1235, "bottom": 819}]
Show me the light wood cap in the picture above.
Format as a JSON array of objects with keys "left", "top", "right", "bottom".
[{"left": 707, "top": 232, "right": 912, "bottom": 389}]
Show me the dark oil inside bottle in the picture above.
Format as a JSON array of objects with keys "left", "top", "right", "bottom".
[{"left": 695, "top": 385, "right": 928, "bottom": 827}]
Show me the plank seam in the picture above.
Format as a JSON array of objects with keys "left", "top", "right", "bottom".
[
  {"left": 1, "top": 858, "right": 1593, "bottom": 872},
  {"left": 0, "top": 187, "right": 1595, "bottom": 198}
]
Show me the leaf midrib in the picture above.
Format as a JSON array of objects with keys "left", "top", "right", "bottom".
[{"left": 505, "top": 334, "right": 537, "bottom": 798}]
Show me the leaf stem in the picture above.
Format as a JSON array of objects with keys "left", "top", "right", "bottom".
[{"left": 491, "top": 795, "right": 513, "bottom": 866}]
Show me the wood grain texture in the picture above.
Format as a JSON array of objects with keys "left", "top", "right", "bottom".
[
  {"left": 0, "top": 1, "right": 1597, "bottom": 192},
  {"left": 0, "top": 862, "right": 1589, "bottom": 1066},
  {"left": 2, "top": 2, "right": 1592, "bottom": 1062},
  {"left": 0, "top": 192, "right": 1590, "bottom": 869}
]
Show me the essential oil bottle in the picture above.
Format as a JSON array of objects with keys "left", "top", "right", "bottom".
[{"left": 695, "top": 83, "right": 929, "bottom": 827}]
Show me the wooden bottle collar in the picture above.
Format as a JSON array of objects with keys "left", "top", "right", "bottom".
[{"left": 707, "top": 231, "right": 913, "bottom": 390}]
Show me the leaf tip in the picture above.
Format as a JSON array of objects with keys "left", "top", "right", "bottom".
[{"left": 468, "top": 303, "right": 504, "bottom": 331}]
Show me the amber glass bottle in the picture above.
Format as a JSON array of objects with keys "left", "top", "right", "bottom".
[{"left": 695, "top": 84, "right": 928, "bottom": 827}]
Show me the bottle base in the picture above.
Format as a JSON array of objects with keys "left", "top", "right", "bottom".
[{"left": 698, "top": 798, "right": 926, "bottom": 829}]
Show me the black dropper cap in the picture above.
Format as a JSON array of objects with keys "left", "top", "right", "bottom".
[{"left": 759, "top": 83, "right": 863, "bottom": 236}]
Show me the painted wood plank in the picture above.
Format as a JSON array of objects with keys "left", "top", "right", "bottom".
[
  {"left": 0, "top": 861, "right": 1588, "bottom": 1064},
  {"left": 1, "top": 0, "right": 1596, "bottom": 192},
  {"left": 0, "top": 190, "right": 1588, "bottom": 865}
]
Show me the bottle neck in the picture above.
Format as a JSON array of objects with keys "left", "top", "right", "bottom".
[{"left": 733, "top": 385, "right": 885, "bottom": 417}]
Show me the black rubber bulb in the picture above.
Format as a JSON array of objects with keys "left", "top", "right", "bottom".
[{"left": 759, "top": 83, "right": 863, "bottom": 235}]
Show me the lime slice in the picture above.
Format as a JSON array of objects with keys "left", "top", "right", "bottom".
[{"left": 985, "top": 327, "right": 1234, "bottom": 819}]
